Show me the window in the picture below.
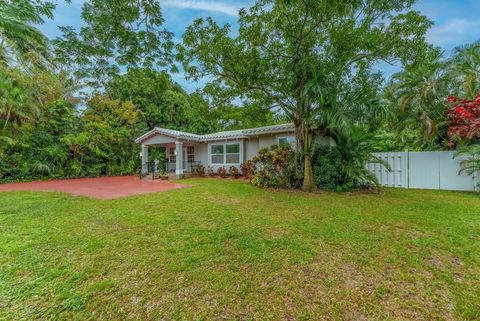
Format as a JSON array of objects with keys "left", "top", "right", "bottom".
[
  {"left": 169, "top": 147, "right": 176, "bottom": 163},
  {"left": 210, "top": 143, "right": 241, "bottom": 165},
  {"left": 226, "top": 143, "right": 240, "bottom": 164},
  {"left": 211, "top": 144, "right": 224, "bottom": 164},
  {"left": 278, "top": 136, "right": 296, "bottom": 149},
  {"left": 187, "top": 146, "right": 195, "bottom": 163}
]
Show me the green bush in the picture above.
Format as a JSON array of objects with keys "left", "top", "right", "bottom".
[
  {"left": 312, "top": 128, "right": 389, "bottom": 192},
  {"left": 312, "top": 145, "right": 344, "bottom": 191}
]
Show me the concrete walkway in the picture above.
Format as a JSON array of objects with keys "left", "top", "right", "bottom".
[{"left": 0, "top": 176, "right": 190, "bottom": 199}]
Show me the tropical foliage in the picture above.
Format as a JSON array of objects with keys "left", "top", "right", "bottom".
[
  {"left": 446, "top": 94, "right": 480, "bottom": 145},
  {"left": 249, "top": 145, "right": 303, "bottom": 189},
  {"left": 313, "top": 129, "right": 390, "bottom": 192},
  {"left": 179, "top": 0, "right": 431, "bottom": 191},
  {"left": 383, "top": 42, "right": 480, "bottom": 150},
  {"left": 1, "top": 0, "right": 477, "bottom": 191}
]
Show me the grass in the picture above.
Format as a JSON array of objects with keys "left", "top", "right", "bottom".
[{"left": 0, "top": 178, "right": 479, "bottom": 320}]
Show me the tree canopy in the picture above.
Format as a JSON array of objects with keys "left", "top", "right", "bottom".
[{"left": 179, "top": 0, "right": 433, "bottom": 190}]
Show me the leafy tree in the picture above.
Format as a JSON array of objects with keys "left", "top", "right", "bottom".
[
  {"left": 79, "top": 94, "right": 143, "bottom": 176},
  {"left": 53, "top": 0, "right": 174, "bottom": 89},
  {"left": 0, "top": 0, "right": 54, "bottom": 65},
  {"left": 106, "top": 68, "right": 218, "bottom": 134},
  {"left": 179, "top": 0, "right": 432, "bottom": 191},
  {"left": 200, "top": 83, "right": 276, "bottom": 130}
]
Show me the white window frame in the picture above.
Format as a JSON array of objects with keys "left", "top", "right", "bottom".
[
  {"left": 168, "top": 147, "right": 176, "bottom": 163},
  {"left": 208, "top": 141, "right": 243, "bottom": 167},
  {"left": 225, "top": 143, "right": 241, "bottom": 164},
  {"left": 186, "top": 145, "right": 195, "bottom": 163},
  {"left": 210, "top": 144, "right": 225, "bottom": 164},
  {"left": 277, "top": 135, "right": 296, "bottom": 149}
]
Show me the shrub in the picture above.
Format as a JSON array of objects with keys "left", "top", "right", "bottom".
[
  {"left": 446, "top": 94, "right": 480, "bottom": 146},
  {"left": 250, "top": 145, "right": 303, "bottom": 188},
  {"left": 217, "top": 166, "right": 227, "bottom": 178},
  {"left": 312, "top": 128, "right": 390, "bottom": 192},
  {"left": 207, "top": 166, "right": 215, "bottom": 177},
  {"left": 228, "top": 166, "right": 239, "bottom": 178},
  {"left": 193, "top": 163, "right": 205, "bottom": 177},
  {"left": 312, "top": 145, "right": 344, "bottom": 191},
  {"left": 240, "top": 160, "right": 256, "bottom": 178}
]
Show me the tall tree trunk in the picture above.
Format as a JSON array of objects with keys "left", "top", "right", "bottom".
[{"left": 301, "top": 123, "right": 313, "bottom": 192}]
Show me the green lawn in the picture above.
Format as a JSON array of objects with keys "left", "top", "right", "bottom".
[{"left": 1, "top": 179, "right": 479, "bottom": 320}]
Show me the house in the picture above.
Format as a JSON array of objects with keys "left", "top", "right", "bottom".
[{"left": 135, "top": 123, "right": 332, "bottom": 178}]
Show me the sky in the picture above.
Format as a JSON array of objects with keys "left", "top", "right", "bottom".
[{"left": 39, "top": 0, "right": 480, "bottom": 93}]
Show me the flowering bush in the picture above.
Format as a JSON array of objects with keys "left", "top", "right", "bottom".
[
  {"left": 228, "top": 166, "right": 239, "bottom": 178},
  {"left": 193, "top": 163, "right": 205, "bottom": 177},
  {"left": 250, "top": 145, "right": 303, "bottom": 188},
  {"left": 207, "top": 165, "right": 215, "bottom": 177},
  {"left": 217, "top": 166, "right": 227, "bottom": 178},
  {"left": 446, "top": 94, "right": 480, "bottom": 146},
  {"left": 240, "top": 160, "right": 256, "bottom": 178}
]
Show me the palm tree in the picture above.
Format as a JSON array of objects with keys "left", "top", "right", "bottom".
[
  {"left": 300, "top": 69, "right": 391, "bottom": 189},
  {"left": 385, "top": 57, "right": 450, "bottom": 150},
  {"left": 447, "top": 42, "right": 480, "bottom": 99},
  {"left": 0, "top": 70, "right": 36, "bottom": 132},
  {"left": 454, "top": 144, "right": 480, "bottom": 191},
  {"left": 333, "top": 127, "right": 391, "bottom": 187}
]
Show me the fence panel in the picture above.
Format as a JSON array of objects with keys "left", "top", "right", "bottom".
[
  {"left": 408, "top": 152, "right": 440, "bottom": 189},
  {"left": 369, "top": 152, "right": 408, "bottom": 188},
  {"left": 438, "top": 151, "right": 475, "bottom": 191},
  {"left": 370, "top": 151, "right": 477, "bottom": 192}
]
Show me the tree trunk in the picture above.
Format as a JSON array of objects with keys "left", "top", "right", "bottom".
[
  {"left": 301, "top": 123, "right": 314, "bottom": 192},
  {"left": 3, "top": 106, "right": 12, "bottom": 131},
  {"left": 302, "top": 154, "right": 313, "bottom": 192}
]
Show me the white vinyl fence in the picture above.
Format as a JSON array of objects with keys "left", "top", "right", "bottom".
[{"left": 367, "top": 151, "right": 478, "bottom": 192}]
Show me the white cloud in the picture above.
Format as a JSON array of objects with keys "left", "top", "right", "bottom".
[
  {"left": 427, "top": 18, "right": 480, "bottom": 48},
  {"left": 163, "top": 0, "right": 240, "bottom": 16},
  {"left": 436, "top": 18, "right": 480, "bottom": 34}
]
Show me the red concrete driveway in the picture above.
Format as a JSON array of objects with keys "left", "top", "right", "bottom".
[{"left": 0, "top": 176, "right": 190, "bottom": 199}]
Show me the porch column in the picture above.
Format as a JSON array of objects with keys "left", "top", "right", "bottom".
[
  {"left": 175, "top": 141, "right": 184, "bottom": 179},
  {"left": 141, "top": 144, "right": 148, "bottom": 175}
]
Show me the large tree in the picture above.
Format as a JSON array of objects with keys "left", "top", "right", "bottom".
[
  {"left": 53, "top": 0, "right": 174, "bottom": 89},
  {"left": 179, "top": 0, "right": 432, "bottom": 191}
]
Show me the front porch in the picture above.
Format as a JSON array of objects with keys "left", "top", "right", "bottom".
[{"left": 140, "top": 141, "right": 204, "bottom": 179}]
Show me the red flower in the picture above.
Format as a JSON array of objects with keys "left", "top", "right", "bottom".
[
  {"left": 447, "top": 96, "right": 457, "bottom": 103},
  {"left": 446, "top": 93, "right": 480, "bottom": 146}
]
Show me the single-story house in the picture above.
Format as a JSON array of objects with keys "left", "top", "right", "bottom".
[{"left": 135, "top": 123, "right": 332, "bottom": 178}]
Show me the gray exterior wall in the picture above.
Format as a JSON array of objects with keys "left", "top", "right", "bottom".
[
  {"left": 194, "top": 143, "right": 208, "bottom": 166},
  {"left": 258, "top": 135, "right": 278, "bottom": 149},
  {"left": 245, "top": 138, "right": 259, "bottom": 162}
]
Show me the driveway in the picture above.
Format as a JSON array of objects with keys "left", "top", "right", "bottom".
[{"left": 0, "top": 176, "right": 190, "bottom": 199}]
